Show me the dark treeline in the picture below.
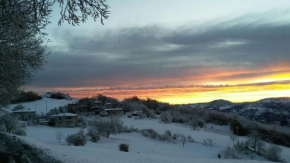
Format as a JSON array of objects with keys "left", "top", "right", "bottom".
[{"left": 11, "top": 91, "right": 42, "bottom": 104}]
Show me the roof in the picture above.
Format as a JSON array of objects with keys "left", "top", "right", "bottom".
[
  {"left": 13, "top": 110, "right": 36, "bottom": 113},
  {"left": 50, "top": 113, "right": 78, "bottom": 117},
  {"left": 133, "top": 110, "right": 143, "bottom": 114},
  {"left": 104, "top": 108, "right": 123, "bottom": 111}
]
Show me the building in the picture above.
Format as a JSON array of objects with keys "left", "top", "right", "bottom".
[
  {"left": 104, "top": 108, "right": 123, "bottom": 115},
  {"left": 12, "top": 110, "right": 36, "bottom": 121},
  {"left": 50, "top": 113, "right": 78, "bottom": 127}
]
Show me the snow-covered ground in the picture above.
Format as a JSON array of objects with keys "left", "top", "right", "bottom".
[
  {"left": 16, "top": 116, "right": 290, "bottom": 163},
  {"left": 6, "top": 98, "right": 77, "bottom": 115}
]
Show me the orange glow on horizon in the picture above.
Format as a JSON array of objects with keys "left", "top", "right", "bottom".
[
  {"left": 25, "top": 68, "right": 290, "bottom": 104},
  {"left": 43, "top": 82, "right": 290, "bottom": 104}
]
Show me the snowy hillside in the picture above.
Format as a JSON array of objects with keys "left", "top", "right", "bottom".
[
  {"left": 189, "top": 97, "right": 290, "bottom": 127},
  {"left": 6, "top": 97, "right": 77, "bottom": 115},
  {"left": 14, "top": 116, "right": 290, "bottom": 163}
]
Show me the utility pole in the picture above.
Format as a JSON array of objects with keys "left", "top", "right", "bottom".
[{"left": 46, "top": 101, "right": 47, "bottom": 111}]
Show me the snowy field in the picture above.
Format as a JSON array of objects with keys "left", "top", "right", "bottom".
[
  {"left": 16, "top": 116, "right": 290, "bottom": 163},
  {"left": 6, "top": 98, "right": 77, "bottom": 115}
]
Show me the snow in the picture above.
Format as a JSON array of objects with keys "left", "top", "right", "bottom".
[
  {"left": 6, "top": 98, "right": 77, "bottom": 115},
  {"left": 13, "top": 110, "right": 36, "bottom": 113},
  {"left": 219, "top": 106, "right": 232, "bottom": 110},
  {"left": 121, "top": 118, "right": 233, "bottom": 146},
  {"left": 21, "top": 128, "right": 271, "bottom": 163},
  {"left": 49, "top": 145, "right": 270, "bottom": 163},
  {"left": 105, "top": 108, "right": 123, "bottom": 111},
  {"left": 18, "top": 116, "right": 287, "bottom": 163},
  {"left": 51, "top": 113, "right": 78, "bottom": 117},
  {"left": 25, "top": 125, "right": 80, "bottom": 145},
  {"left": 259, "top": 98, "right": 290, "bottom": 104}
]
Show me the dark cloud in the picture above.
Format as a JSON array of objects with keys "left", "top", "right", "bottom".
[
  {"left": 214, "top": 69, "right": 290, "bottom": 81},
  {"left": 55, "top": 80, "right": 290, "bottom": 93},
  {"left": 29, "top": 17, "right": 290, "bottom": 88}
]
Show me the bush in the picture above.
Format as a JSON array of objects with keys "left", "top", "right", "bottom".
[
  {"left": 202, "top": 138, "right": 216, "bottom": 146},
  {"left": 86, "top": 128, "right": 101, "bottom": 142},
  {"left": 123, "top": 126, "right": 132, "bottom": 133},
  {"left": 221, "top": 146, "right": 239, "bottom": 159},
  {"left": 140, "top": 128, "right": 161, "bottom": 140},
  {"left": 164, "top": 129, "right": 172, "bottom": 137},
  {"left": 142, "top": 107, "right": 157, "bottom": 119},
  {"left": 189, "top": 118, "right": 204, "bottom": 130},
  {"left": 230, "top": 119, "right": 249, "bottom": 136},
  {"left": 88, "top": 117, "right": 124, "bottom": 138},
  {"left": 160, "top": 133, "right": 172, "bottom": 142},
  {"left": 99, "top": 111, "right": 108, "bottom": 117},
  {"left": 50, "top": 92, "right": 66, "bottom": 99},
  {"left": 137, "top": 112, "right": 146, "bottom": 119},
  {"left": 12, "top": 128, "right": 26, "bottom": 136},
  {"left": 265, "top": 144, "right": 282, "bottom": 162},
  {"left": 13, "top": 105, "right": 25, "bottom": 111},
  {"left": 77, "top": 116, "right": 88, "bottom": 128},
  {"left": 234, "top": 140, "right": 250, "bottom": 152},
  {"left": 140, "top": 129, "right": 176, "bottom": 142},
  {"left": 66, "top": 130, "right": 87, "bottom": 146},
  {"left": 0, "top": 113, "right": 23, "bottom": 133},
  {"left": 172, "top": 133, "right": 180, "bottom": 140},
  {"left": 95, "top": 120, "right": 113, "bottom": 137},
  {"left": 187, "top": 135, "right": 194, "bottom": 143},
  {"left": 160, "top": 112, "right": 172, "bottom": 123},
  {"left": 205, "top": 111, "right": 231, "bottom": 125},
  {"left": 147, "top": 129, "right": 161, "bottom": 140},
  {"left": 119, "top": 143, "right": 129, "bottom": 152},
  {"left": 140, "top": 129, "right": 150, "bottom": 137},
  {"left": 255, "top": 126, "right": 290, "bottom": 147},
  {"left": 129, "top": 126, "right": 139, "bottom": 132}
]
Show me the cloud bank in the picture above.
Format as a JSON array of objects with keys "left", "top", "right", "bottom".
[{"left": 26, "top": 11, "right": 290, "bottom": 103}]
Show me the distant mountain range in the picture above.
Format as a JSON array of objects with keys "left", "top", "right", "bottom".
[{"left": 187, "top": 97, "right": 290, "bottom": 127}]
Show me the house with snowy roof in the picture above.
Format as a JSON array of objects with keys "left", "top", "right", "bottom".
[
  {"left": 49, "top": 113, "right": 78, "bottom": 127},
  {"left": 104, "top": 108, "right": 123, "bottom": 115}
]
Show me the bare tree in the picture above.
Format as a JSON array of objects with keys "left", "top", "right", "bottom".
[
  {"left": 89, "top": 117, "right": 124, "bottom": 138},
  {"left": 0, "top": 113, "right": 21, "bottom": 133},
  {"left": 0, "top": 0, "right": 109, "bottom": 107},
  {"left": 265, "top": 144, "right": 282, "bottom": 162},
  {"left": 256, "top": 139, "right": 265, "bottom": 155},
  {"left": 247, "top": 131, "right": 261, "bottom": 152},
  {"left": 66, "top": 129, "right": 87, "bottom": 146},
  {"left": 160, "top": 111, "right": 172, "bottom": 123},
  {"left": 189, "top": 117, "right": 199, "bottom": 130},
  {"left": 86, "top": 127, "right": 101, "bottom": 142},
  {"left": 181, "top": 135, "right": 186, "bottom": 147},
  {"left": 230, "top": 134, "right": 237, "bottom": 146},
  {"left": 55, "top": 131, "right": 64, "bottom": 143},
  {"left": 202, "top": 138, "right": 216, "bottom": 146}
]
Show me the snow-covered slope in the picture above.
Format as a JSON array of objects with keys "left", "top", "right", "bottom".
[
  {"left": 6, "top": 97, "right": 77, "bottom": 115},
  {"left": 18, "top": 117, "right": 290, "bottom": 163},
  {"left": 189, "top": 97, "right": 290, "bottom": 127},
  {"left": 18, "top": 133, "right": 272, "bottom": 163}
]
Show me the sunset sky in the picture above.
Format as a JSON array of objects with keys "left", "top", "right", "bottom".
[{"left": 25, "top": 0, "right": 290, "bottom": 104}]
